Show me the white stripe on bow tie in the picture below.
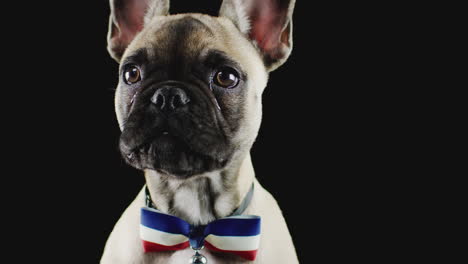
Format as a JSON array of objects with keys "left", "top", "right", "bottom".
[
  {"left": 204, "top": 234, "right": 260, "bottom": 251},
  {"left": 140, "top": 225, "right": 188, "bottom": 246}
]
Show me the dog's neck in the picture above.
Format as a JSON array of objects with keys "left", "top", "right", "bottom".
[{"left": 144, "top": 154, "right": 255, "bottom": 225}]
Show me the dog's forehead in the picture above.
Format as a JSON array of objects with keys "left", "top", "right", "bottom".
[{"left": 125, "top": 14, "right": 229, "bottom": 62}]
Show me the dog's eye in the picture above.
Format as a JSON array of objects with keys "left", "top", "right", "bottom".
[
  {"left": 213, "top": 67, "right": 239, "bottom": 89},
  {"left": 124, "top": 65, "right": 141, "bottom": 84}
]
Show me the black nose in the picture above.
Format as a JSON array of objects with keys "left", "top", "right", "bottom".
[{"left": 151, "top": 87, "right": 190, "bottom": 110}]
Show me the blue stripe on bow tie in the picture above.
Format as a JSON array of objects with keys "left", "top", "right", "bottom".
[
  {"left": 141, "top": 207, "right": 190, "bottom": 235},
  {"left": 204, "top": 216, "right": 261, "bottom": 237}
]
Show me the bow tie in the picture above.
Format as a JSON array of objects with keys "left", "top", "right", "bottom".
[{"left": 140, "top": 207, "right": 261, "bottom": 261}]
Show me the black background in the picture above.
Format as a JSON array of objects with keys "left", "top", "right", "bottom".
[{"left": 3, "top": 0, "right": 404, "bottom": 263}]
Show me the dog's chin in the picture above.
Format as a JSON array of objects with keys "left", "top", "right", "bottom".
[{"left": 121, "top": 134, "right": 228, "bottom": 178}]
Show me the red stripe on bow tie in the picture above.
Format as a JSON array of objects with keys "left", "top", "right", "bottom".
[
  {"left": 204, "top": 241, "right": 258, "bottom": 261},
  {"left": 142, "top": 240, "right": 190, "bottom": 252}
]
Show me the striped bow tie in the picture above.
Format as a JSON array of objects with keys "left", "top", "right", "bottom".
[{"left": 140, "top": 207, "right": 261, "bottom": 260}]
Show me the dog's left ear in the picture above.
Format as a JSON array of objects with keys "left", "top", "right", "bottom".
[
  {"left": 219, "top": 0, "right": 295, "bottom": 71},
  {"left": 107, "top": 0, "right": 170, "bottom": 62}
]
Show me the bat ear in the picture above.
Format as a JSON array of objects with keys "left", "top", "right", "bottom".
[
  {"left": 107, "top": 0, "right": 169, "bottom": 62},
  {"left": 219, "top": 0, "right": 295, "bottom": 71}
]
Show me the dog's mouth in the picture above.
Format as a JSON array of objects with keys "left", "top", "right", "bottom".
[
  {"left": 118, "top": 81, "right": 234, "bottom": 177},
  {"left": 120, "top": 126, "right": 229, "bottom": 178}
]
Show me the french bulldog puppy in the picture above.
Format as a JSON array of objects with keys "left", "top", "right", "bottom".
[{"left": 101, "top": 0, "right": 298, "bottom": 263}]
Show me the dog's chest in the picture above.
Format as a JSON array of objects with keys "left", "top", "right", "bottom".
[{"left": 162, "top": 174, "right": 238, "bottom": 225}]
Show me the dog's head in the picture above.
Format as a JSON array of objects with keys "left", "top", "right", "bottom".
[{"left": 107, "top": 0, "right": 295, "bottom": 178}]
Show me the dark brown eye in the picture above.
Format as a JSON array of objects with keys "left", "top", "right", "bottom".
[
  {"left": 214, "top": 67, "right": 239, "bottom": 88},
  {"left": 124, "top": 65, "right": 141, "bottom": 84}
]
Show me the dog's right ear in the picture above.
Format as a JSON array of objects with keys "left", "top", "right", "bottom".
[{"left": 107, "top": 0, "right": 169, "bottom": 62}]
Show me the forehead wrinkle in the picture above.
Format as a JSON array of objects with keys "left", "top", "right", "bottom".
[
  {"left": 150, "top": 16, "right": 217, "bottom": 60},
  {"left": 125, "top": 14, "right": 253, "bottom": 78}
]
